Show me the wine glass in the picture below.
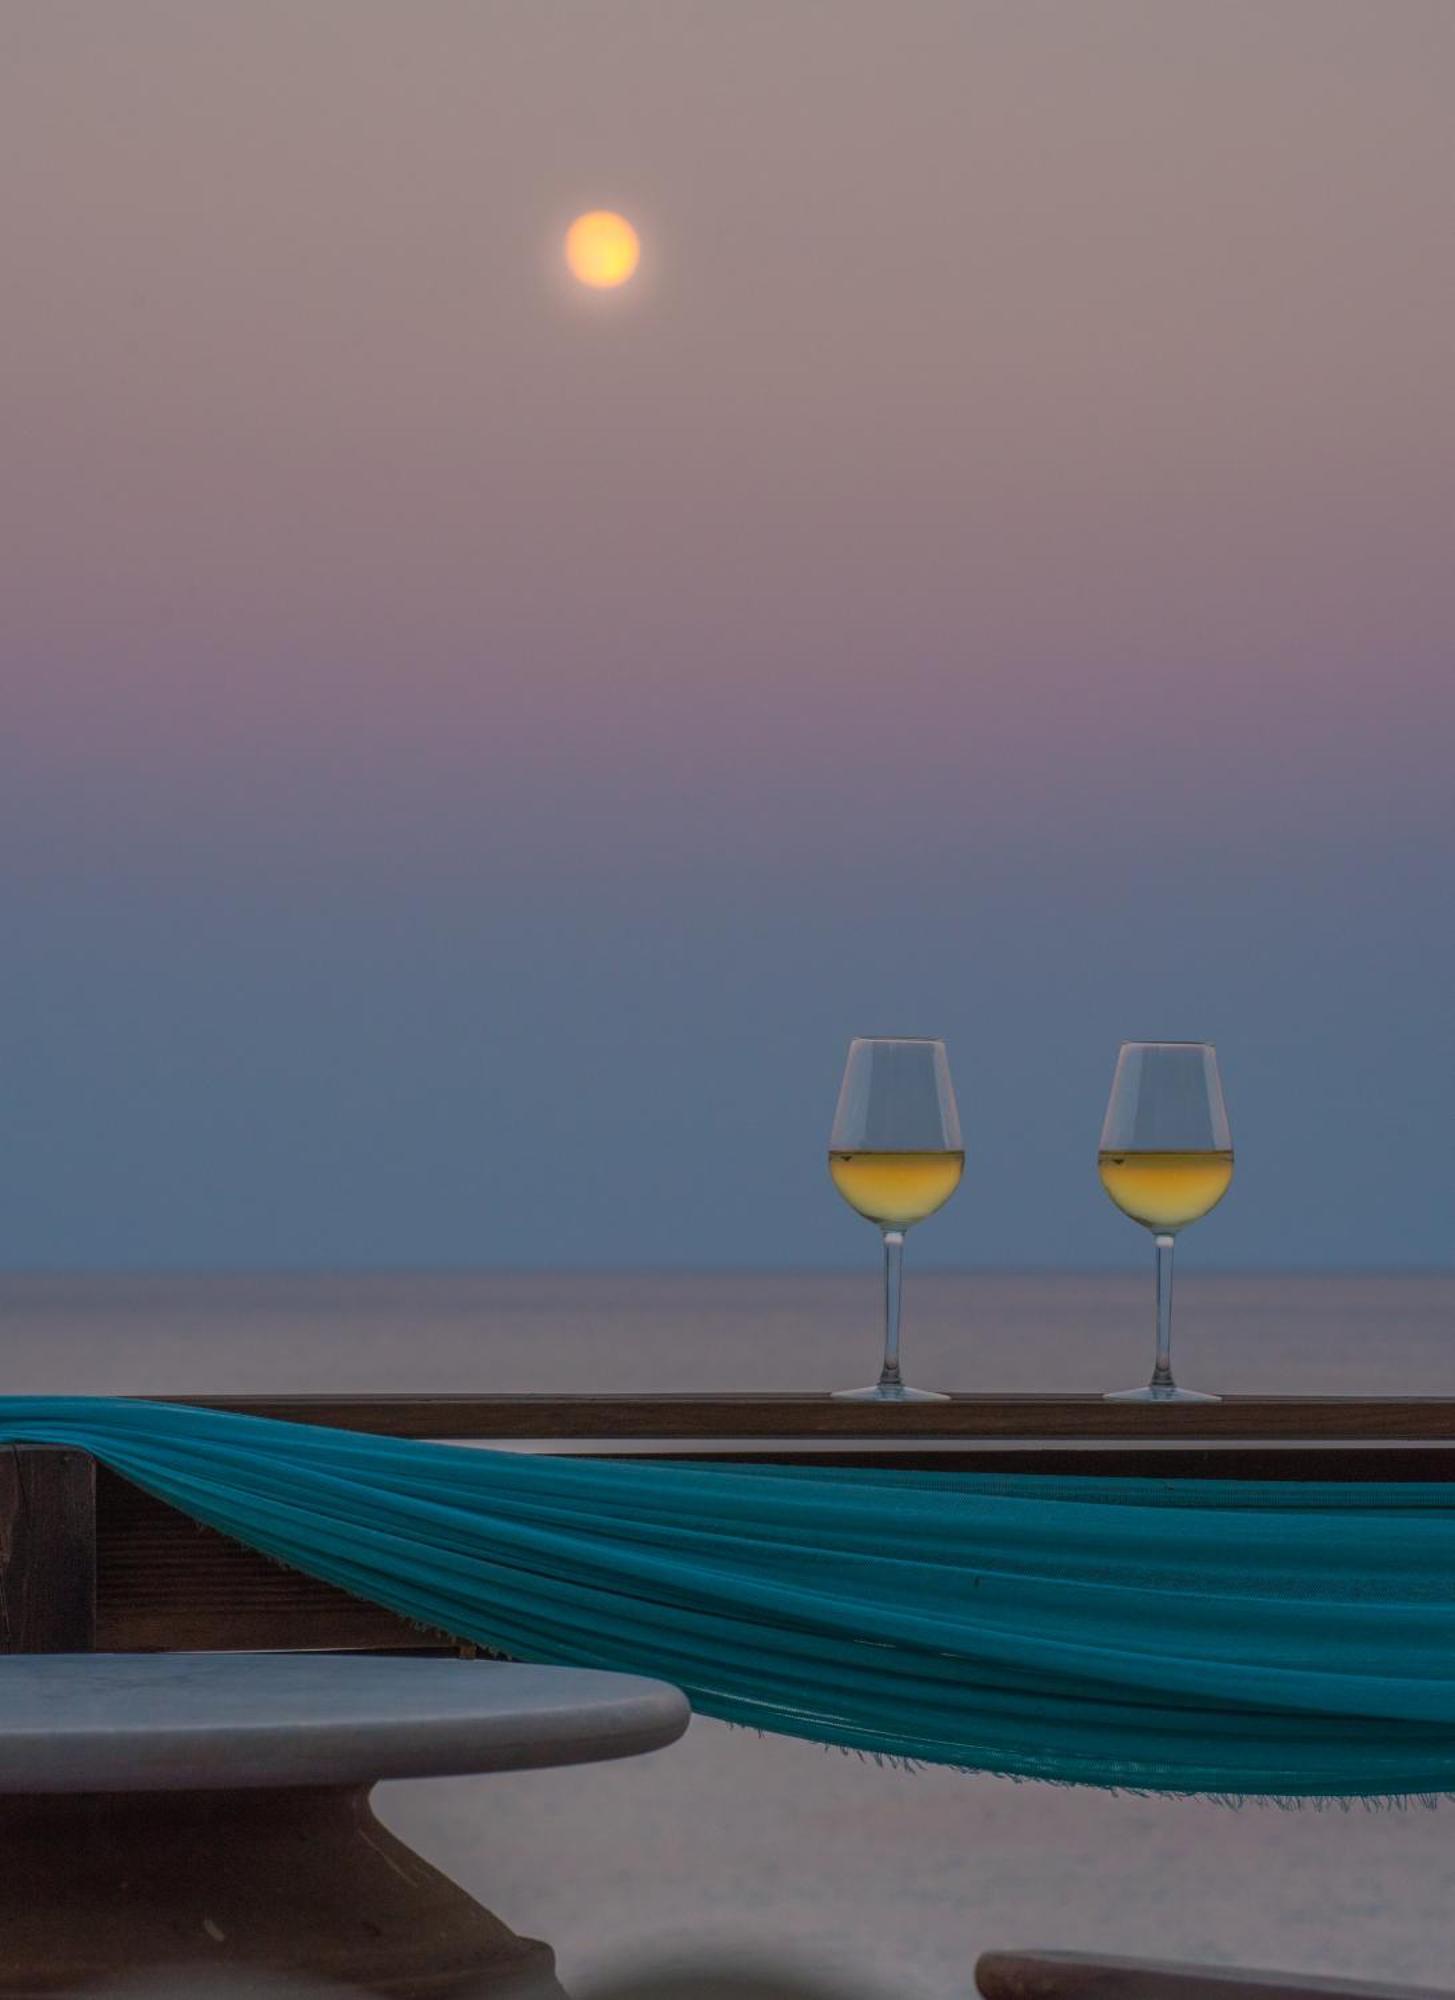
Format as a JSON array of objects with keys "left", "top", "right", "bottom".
[
  {"left": 1099, "top": 1041, "right": 1233, "bottom": 1402},
  {"left": 828, "top": 1037, "right": 963, "bottom": 1401}
]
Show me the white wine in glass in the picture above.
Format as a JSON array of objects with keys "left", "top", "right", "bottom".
[
  {"left": 1097, "top": 1151, "right": 1234, "bottom": 1233},
  {"left": 828, "top": 1151, "right": 964, "bottom": 1230},
  {"left": 829, "top": 1038, "right": 964, "bottom": 1401},
  {"left": 1099, "top": 1042, "right": 1233, "bottom": 1402}
]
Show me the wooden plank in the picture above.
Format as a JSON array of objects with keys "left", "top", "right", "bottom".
[
  {"left": 561, "top": 1445, "right": 1455, "bottom": 1480},
  {"left": 94, "top": 1468, "right": 445, "bottom": 1653},
  {"left": 974, "top": 1951, "right": 1451, "bottom": 2000},
  {"left": 85, "top": 1427, "right": 1455, "bottom": 1658},
  {"left": 0, "top": 1447, "right": 96, "bottom": 1652},
  {"left": 74, "top": 1396, "right": 1455, "bottom": 1656},
  {"left": 164, "top": 1392, "right": 1455, "bottom": 1443}
]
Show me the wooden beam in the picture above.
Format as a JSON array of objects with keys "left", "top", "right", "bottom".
[
  {"left": 974, "top": 1951, "right": 1449, "bottom": 2000},
  {"left": 0, "top": 1447, "right": 96, "bottom": 1652},
  {"left": 84, "top": 1422, "right": 1455, "bottom": 1658},
  {"left": 70, "top": 1396, "right": 1455, "bottom": 1657},
  {"left": 95, "top": 1468, "right": 446, "bottom": 1654},
  {"left": 162, "top": 1392, "right": 1455, "bottom": 1443}
]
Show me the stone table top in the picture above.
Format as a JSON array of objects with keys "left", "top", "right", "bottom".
[{"left": 0, "top": 1653, "right": 691, "bottom": 1794}]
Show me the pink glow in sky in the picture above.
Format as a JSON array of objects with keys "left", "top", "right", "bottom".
[{"left": 4, "top": 2, "right": 1452, "bottom": 879}]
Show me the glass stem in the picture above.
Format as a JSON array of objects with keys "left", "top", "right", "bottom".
[
  {"left": 1150, "top": 1231, "right": 1176, "bottom": 1393},
  {"left": 879, "top": 1229, "right": 905, "bottom": 1390}
]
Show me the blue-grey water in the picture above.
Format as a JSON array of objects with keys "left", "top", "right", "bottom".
[{"left": 8, "top": 1269, "right": 1455, "bottom": 1998}]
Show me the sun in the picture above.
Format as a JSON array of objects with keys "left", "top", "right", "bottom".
[{"left": 564, "top": 211, "right": 641, "bottom": 290}]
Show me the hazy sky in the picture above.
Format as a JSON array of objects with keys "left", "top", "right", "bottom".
[{"left": 2, "top": 1, "right": 1452, "bottom": 1270}]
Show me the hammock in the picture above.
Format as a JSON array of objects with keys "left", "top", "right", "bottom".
[{"left": 4, "top": 1396, "right": 1455, "bottom": 1801}]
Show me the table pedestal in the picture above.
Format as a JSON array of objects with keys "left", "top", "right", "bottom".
[{"left": 0, "top": 1785, "right": 566, "bottom": 1997}]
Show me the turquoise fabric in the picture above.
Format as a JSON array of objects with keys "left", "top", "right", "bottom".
[{"left": 3, "top": 1396, "right": 1455, "bottom": 1798}]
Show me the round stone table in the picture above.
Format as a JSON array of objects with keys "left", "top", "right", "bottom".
[{"left": 0, "top": 1652, "right": 691, "bottom": 1998}]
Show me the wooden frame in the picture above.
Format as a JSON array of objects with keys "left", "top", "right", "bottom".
[
  {"left": 0, "top": 1449, "right": 96, "bottom": 1652},
  {"left": 10, "top": 1395, "right": 1455, "bottom": 1656},
  {"left": 164, "top": 1392, "right": 1455, "bottom": 1446},
  {"left": 975, "top": 1949, "right": 1450, "bottom": 2000}
]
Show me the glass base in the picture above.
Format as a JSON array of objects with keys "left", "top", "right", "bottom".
[
  {"left": 1104, "top": 1384, "right": 1221, "bottom": 1403},
  {"left": 832, "top": 1382, "right": 950, "bottom": 1402}
]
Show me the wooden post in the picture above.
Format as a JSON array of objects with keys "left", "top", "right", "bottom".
[{"left": 0, "top": 1447, "right": 96, "bottom": 1653}]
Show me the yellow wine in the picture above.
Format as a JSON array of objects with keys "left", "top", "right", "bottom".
[
  {"left": 1097, "top": 1150, "right": 1234, "bottom": 1231},
  {"left": 829, "top": 1150, "right": 964, "bottom": 1228}
]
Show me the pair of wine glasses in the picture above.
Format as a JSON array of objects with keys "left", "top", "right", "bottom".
[{"left": 829, "top": 1037, "right": 1233, "bottom": 1402}]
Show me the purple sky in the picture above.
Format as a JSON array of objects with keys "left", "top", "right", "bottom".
[{"left": 2, "top": 2, "right": 1452, "bottom": 1269}]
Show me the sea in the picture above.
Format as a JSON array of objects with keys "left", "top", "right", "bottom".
[{"left": 6, "top": 1268, "right": 1454, "bottom": 2000}]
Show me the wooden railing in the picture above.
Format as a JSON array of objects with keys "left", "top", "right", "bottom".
[
  {"left": 8, "top": 1394, "right": 1455, "bottom": 1657},
  {"left": 164, "top": 1391, "right": 1455, "bottom": 1447}
]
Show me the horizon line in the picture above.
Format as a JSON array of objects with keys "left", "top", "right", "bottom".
[{"left": 1, "top": 1262, "right": 1450, "bottom": 1282}]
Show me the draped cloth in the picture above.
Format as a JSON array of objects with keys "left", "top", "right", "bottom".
[{"left": 4, "top": 1396, "right": 1455, "bottom": 1800}]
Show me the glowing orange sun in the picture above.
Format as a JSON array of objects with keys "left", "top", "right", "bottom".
[{"left": 564, "top": 210, "right": 641, "bottom": 289}]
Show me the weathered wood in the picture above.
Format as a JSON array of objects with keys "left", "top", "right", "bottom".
[
  {"left": 0, "top": 1787, "right": 564, "bottom": 1996},
  {"left": 0, "top": 1448, "right": 96, "bottom": 1653},
  {"left": 95, "top": 1467, "right": 442, "bottom": 1653},
  {"left": 57, "top": 1396, "right": 1455, "bottom": 1656},
  {"left": 975, "top": 1951, "right": 1450, "bottom": 2000},
  {"left": 165, "top": 1391, "right": 1455, "bottom": 1443},
  {"left": 80, "top": 1399, "right": 1455, "bottom": 1656}
]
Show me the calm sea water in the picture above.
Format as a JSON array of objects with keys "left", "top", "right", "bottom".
[{"left": 7, "top": 1269, "right": 1455, "bottom": 1998}]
